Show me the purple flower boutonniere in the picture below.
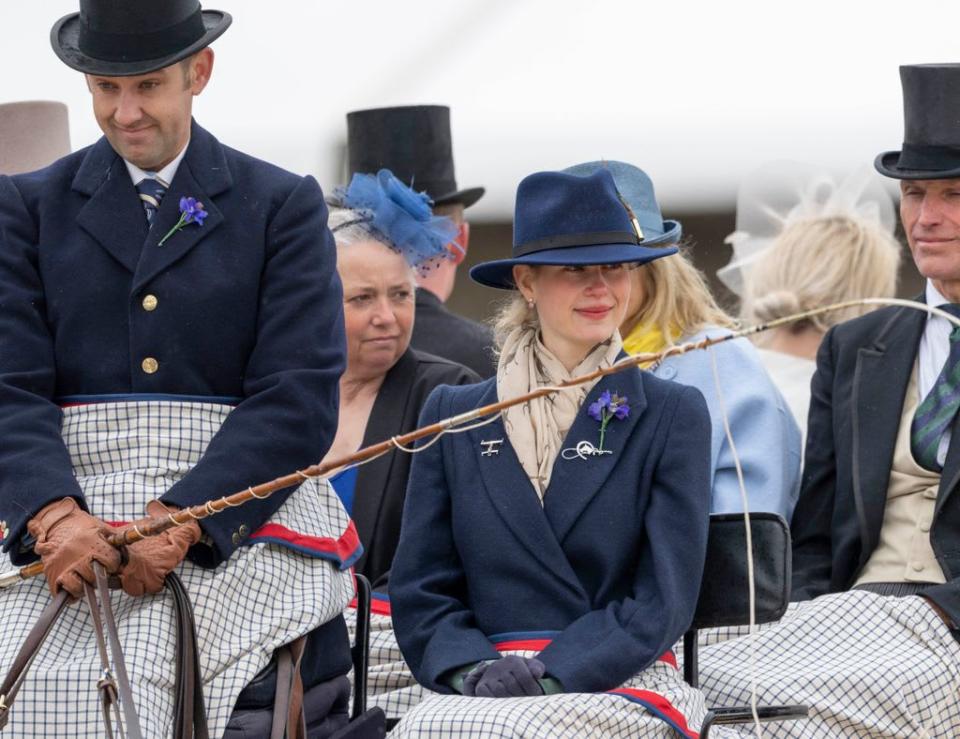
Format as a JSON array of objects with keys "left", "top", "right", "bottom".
[
  {"left": 587, "top": 390, "right": 631, "bottom": 452},
  {"left": 158, "top": 197, "right": 208, "bottom": 246}
]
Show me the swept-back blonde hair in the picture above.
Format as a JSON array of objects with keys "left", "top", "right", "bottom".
[
  {"left": 621, "top": 245, "right": 735, "bottom": 344},
  {"left": 740, "top": 215, "right": 901, "bottom": 333}
]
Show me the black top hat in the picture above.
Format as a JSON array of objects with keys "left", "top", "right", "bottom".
[
  {"left": 51, "top": 0, "right": 231, "bottom": 77},
  {"left": 875, "top": 64, "right": 960, "bottom": 180},
  {"left": 347, "top": 105, "right": 484, "bottom": 209}
]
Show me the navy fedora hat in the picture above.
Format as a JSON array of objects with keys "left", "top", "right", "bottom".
[
  {"left": 564, "top": 161, "right": 682, "bottom": 245},
  {"left": 875, "top": 64, "right": 960, "bottom": 180},
  {"left": 470, "top": 169, "right": 679, "bottom": 290},
  {"left": 51, "top": 0, "right": 231, "bottom": 77}
]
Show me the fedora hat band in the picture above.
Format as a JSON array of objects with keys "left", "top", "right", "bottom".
[
  {"left": 514, "top": 230, "right": 638, "bottom": 257},
  {"left": 79, "top": 9, "right": 205, "bottom": 63},
  {"left": 898, "top": 142, "right": 960, "bottom": 172}
]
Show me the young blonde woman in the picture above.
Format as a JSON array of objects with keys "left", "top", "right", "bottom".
[
  {"left": 567, "top": 160, "right": 801, "bottom": 520},
  {"left": 719, "top": 163, "right": 902, "bottom": 440},
  {"left": 390, "top": 169, "right": 726, "bottom": 737}
]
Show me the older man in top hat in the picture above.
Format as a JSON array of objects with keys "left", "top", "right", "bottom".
[
  {"left": 0, "top": 2, "right": 360, "bottom": 736},
  {"left": 347, "top": 105, "right": 496, "bottom": 378},
  {"left": 693, "top": 65, "right": 960, "bottom": 736}
]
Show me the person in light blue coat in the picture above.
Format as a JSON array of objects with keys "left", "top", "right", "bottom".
[{"left": 566, "top": 161, "right": 801, "bottom": 521}]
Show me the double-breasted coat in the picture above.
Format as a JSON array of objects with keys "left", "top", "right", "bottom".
[
  {"left": 390, "top": 365, "right": 713, "bottom": 694},
  {"left": 0, "top": 120, "right": 346, "bottom": 566},
  {"left": 792, "top": 300, "right": 960, "bottom": 626}
]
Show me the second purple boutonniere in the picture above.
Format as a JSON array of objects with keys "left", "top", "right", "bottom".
[
  {"left": 587, "top": 390, "right": 630, "bottom": 453},
  {"left": 158, "top": 196, "right": 208, "bottom": 246}
]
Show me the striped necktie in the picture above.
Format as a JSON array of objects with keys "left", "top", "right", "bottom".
[
  {"left": 136, "top": 177, "right": 168, "bottom": 224},
  {"left": 911, "top": 304, "right": 960, "bottom": 471}
]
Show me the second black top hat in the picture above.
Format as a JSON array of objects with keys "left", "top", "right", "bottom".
[
  {"left": 875, "top": 64, "right": 960, "bottom": 180},
  {"left": 347, "top": 105, "right": 484, "bottom": 208}
]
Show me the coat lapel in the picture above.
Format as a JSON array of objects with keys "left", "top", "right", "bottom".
[
  {"left": 852, "top": 303, "right": 925, "bottom": 559},
  {"left": 544, "top": 361, "right": 645, "bottom": 542},
  {"left": 132, "top": 122, "right": 231, "bottom": 293},
  {"left": 352, "top": 351, "right": 415, "bottom": 553},
  {"left": 470, "top": 383, "right": 587, "bottom": 599},
  {"left": 73, "top": 138, "right": 149, "bottom": 273}
]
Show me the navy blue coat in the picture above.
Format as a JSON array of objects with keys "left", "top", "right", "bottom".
[
  {"left": 390, "top": 365, "right": 712, "bottom": 694},
  {"left": 0, "top": 121, "right": 345, "bottom": 566}
]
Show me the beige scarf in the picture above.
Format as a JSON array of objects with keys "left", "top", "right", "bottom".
[{"left": 497, "top": 326, "right": 623, "bottom": 501}]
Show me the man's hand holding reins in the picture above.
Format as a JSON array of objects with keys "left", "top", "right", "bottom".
[{"left": 27, "top": 497, "right": 122, "bottom": 598}]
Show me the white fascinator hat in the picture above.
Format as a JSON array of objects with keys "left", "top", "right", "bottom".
[{"left": 717, "top": 161, "right": 897, "bottom": 297}]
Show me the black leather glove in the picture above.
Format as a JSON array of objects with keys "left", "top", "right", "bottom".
[{"left": 463, "top": 655, "right": 546, "bottom": 698}]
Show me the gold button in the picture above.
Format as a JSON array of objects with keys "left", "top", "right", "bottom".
[
  {"left": 142, "top": 294, "right": 158, "bottom": 311},
  {"left": 238, "top": 524, "right": 250, "bottom": 537},
  {"left": 141, "top": 357, "right": 159, "bottom": 374},
  {"left": 231, "top": 531, "right": 241, "bottom": 546}
]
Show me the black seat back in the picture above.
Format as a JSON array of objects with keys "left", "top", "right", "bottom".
[{"left": 692, "top": 512, "right": 791, "bottom": 630}]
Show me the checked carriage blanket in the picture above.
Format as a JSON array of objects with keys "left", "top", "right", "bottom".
[{"left": 0, "top": 399, "right": 357, "bottom": 738}]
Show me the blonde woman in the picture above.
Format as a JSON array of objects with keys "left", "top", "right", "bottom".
[
  {"left": 567, "top": 161, "right": 801, "bottom": 520},
  {"left": 390, "top": 169, "right": 722, "bottom": 737},
  {"left": 721, "top": 164, "right": 901, "bottom": 438}
]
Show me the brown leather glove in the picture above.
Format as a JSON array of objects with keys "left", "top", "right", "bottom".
[
  {"left": 118, "top": 501, "right": 201, "bottom": 597},
  {"left": 27, "top": 497, "right": 122, "bottom": 598}
]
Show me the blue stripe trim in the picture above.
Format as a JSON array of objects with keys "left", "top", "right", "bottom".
[
  {"left": 608, "top": 693, "right": 694, "bottom": 738},
  {"left": 488, "top": 630, "right": 562, "bottom": 643},
  {"left": 57, "top": 393, "right": 243, "bottom": 405},
  {"left": 240, "top": 537, "right": 363, "bottom": 571},
  {"left": 371, "top": 592, "right": 391, "bottom": 603}
]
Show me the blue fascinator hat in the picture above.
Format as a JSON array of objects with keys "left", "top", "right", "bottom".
[
  {"left": 563, "top": 161, "right": 682, "bottom": 246},
  {"left": 469, "top": 169, "right": 678, "bottom": 290},
  {"left": 332, "top": 169, "right": 458, "bottom": 270}
]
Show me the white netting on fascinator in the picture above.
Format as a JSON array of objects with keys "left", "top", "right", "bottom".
[{"left": 717, "top": 161, "right": 897, "bottom": 296}]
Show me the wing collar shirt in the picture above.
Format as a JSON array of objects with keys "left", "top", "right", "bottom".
[{"left": 918, "top": 280, "right": 959, "bottom": 467}]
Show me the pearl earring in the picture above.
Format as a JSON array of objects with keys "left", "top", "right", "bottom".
[{"left": 527, "top": 298, "right": 535, "bottom": 309}]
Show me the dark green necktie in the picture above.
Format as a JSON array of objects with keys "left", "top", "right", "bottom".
[{"left": 911, "top": 304, "right": 960, "bottom": 472}]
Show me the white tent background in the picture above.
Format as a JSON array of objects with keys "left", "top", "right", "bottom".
[{"left": 5, "top": 0, "right": 960, "bottom": 221}]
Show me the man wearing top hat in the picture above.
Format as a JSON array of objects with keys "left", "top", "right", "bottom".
[
  {"left": 686, "top": 65, "right": 960, "bottom": 736},
  {"left": 791, "top": 63, "right": 960, "bottom": 635},
  {"left": 0, "top": 1, "right": 359, "bottom": 736},
  {"left": 347, "top": 105, "right": 496, "bottom": 378}
]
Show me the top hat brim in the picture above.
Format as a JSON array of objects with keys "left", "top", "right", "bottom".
[
  {"left": 432, "top": 186, "right": 485, "bottom": 209},
  {"left": 874, "top": 150, "right": 960, "bottom": 180},
  {"left": 469, "top": 241, "right": 679, "bottom": 291},
  {"left": 51, "top": 10, "right": 232, "bottom": 77}
]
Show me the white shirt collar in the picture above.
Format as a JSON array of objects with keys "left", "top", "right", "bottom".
[
  {"left": 925, "top": 279, "right": 952, "bottom": 311},
  {"left": 124, "top": 141, "right": 189, "bottom": 189}
]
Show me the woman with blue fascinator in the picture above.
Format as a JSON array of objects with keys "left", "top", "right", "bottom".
[
  {"left": 321, "top": 170, "right": 479, "bottom": 589},
  {"left": 389, "top": 169, "right": 722, "bottom": 736},
  {"left": 566, "top": 161, "right": 801, "bottom": 522}
]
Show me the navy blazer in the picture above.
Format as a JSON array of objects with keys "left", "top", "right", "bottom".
[
  {"left": 0, "top": 121, "right": 345, "bottom": 565},
  {"left": 390, "top": 366, "right": 712, "bottom": 694},
  {"left": 793, "top": 300, "right": 960, "bottom": 626}
]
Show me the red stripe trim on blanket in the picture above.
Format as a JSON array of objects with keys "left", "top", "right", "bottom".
[
  {"left": 107, "top": 519, "right": 362, "bottom": 569},
  {"left": 608, "top": 688, "right": 699, "bottom": 739},
  {"left": 492, "top": 639, "right": 677, "bottom": 669},
  {"left": 348, "top": 590, "right": 392, "bottom": 616},
  {"left": 248, "top": 520, "right": 361, "bottom": 567}
]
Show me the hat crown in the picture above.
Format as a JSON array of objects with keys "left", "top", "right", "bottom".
[
  {"left": 900, "top": 64, "right": 960, "bottom": 147},
  {"left": 347, "top": 106, "right": 456, "bottom": 199},
  {"left": 514, "top": 170, "right": 636, "bottom": 248},
  {"left": 79, "top": 0, "right": 200, "bottom": 35},
  {"left": 563, "top": 161, "right": 679, "bottom": 242}
]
